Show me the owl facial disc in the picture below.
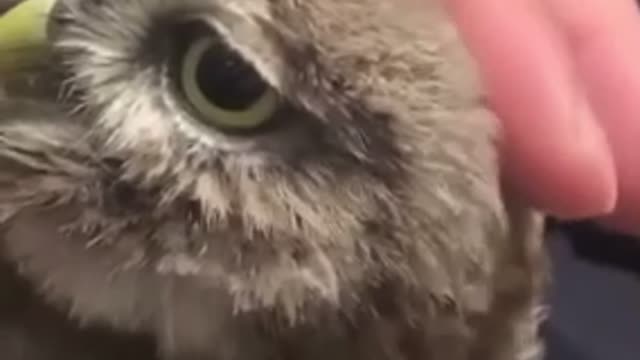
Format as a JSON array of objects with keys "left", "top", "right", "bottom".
[{"left": 0, "top": 0, "right": 57, "bottom": 74}]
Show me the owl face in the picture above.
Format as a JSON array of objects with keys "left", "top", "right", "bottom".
[
  {"left": 0, "top": 0, "right": 498, "bottom": 232},
  {"left": 0, "top": 0, "right": 514, "bottom": 344}
]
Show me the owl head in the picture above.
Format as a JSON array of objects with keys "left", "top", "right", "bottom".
[{"left": 0, "top": 1, "right": 542, "bottom": 359}]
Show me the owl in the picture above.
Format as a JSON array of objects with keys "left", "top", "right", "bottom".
[{"left": 0, "top": 0, "right": 547, "bottom": 360}]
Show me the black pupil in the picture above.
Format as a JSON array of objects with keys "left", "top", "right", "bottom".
[{"left": 194, "top": 42, "right": 269, "bottom": 111}]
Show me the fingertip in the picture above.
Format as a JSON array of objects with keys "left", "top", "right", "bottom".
[{"left": 503, "top": 125, "right": 618, "bottom": 219}]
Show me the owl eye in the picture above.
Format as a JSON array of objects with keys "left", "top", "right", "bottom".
[{"left": 179, "top": 36, "right": 279, "bottom": 130}]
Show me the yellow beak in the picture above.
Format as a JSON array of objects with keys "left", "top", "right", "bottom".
[{"left": 0, "top": 0, "right": 57, "bottom": 74}]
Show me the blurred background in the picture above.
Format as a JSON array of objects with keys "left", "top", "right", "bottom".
[{"left": 544, "top": 220, "right": 640, "bottom": 360}]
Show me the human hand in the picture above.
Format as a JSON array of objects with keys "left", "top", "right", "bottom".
[{"left": 444, "top": 0, "right": 640, "bottom": 235}]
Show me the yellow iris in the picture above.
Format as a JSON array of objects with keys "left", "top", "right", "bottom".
[{"left": 180, "top": 37, "right": 279, "bottom": 130}]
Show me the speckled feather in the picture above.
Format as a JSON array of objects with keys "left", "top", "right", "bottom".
[{"left": 0, "top": 1, "right": 547, "bottom": 359}]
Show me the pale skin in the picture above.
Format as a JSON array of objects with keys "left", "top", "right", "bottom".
[{"left": 443, "top": 0, "right": 640, "bottom": 235}]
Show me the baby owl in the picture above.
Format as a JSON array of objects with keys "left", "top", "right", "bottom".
[{"left": 0, "top": 0, "right": 547, "bottom": 359}]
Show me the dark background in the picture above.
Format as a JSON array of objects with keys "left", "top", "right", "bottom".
[{"left": 545, "top": 222, "right": 640, "bottom": 360}]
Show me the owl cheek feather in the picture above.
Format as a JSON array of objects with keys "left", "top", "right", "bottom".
[
  {"left": 1, "top": 204, "right": 160, "bottom": 332},
  {"left": 0, "top": 197, "right": 355, "bottom": 335}
]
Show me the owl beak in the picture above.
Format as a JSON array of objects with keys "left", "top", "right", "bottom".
[{"left": 0, "top": 0, "right": 57, "bottom": 74}]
